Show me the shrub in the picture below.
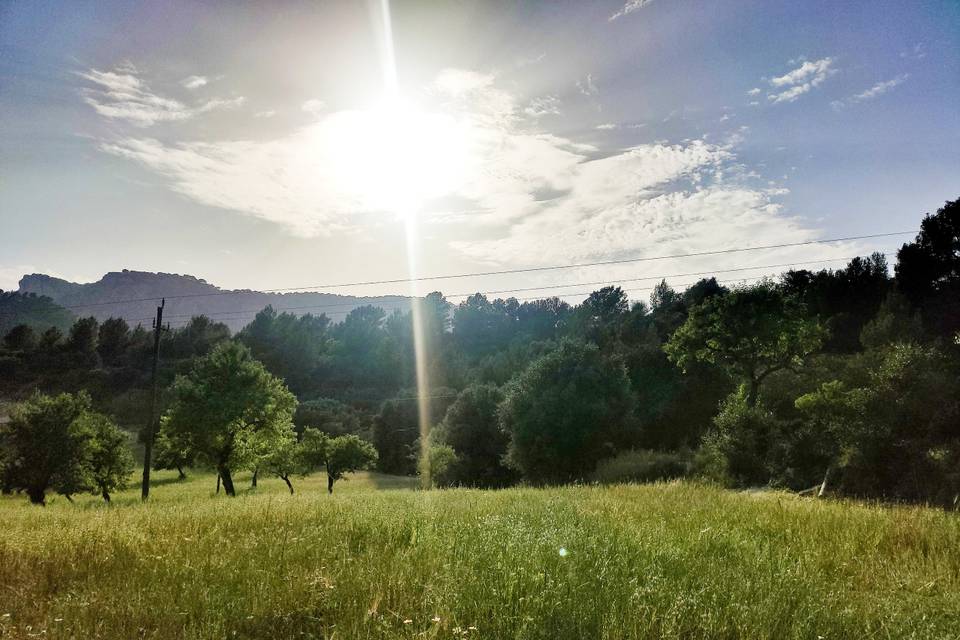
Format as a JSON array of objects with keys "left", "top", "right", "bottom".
[{"left": 590, "top": 449, "right": 691, "bottom": 485}]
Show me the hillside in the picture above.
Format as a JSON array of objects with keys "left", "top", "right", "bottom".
[
  {"left": 17, "top": 271, "right": 412, "bottom": 332},
  {"left": 1, "top": 473, "right": 958, "bottom": 639}
]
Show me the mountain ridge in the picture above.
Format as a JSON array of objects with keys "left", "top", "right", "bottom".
[{"left": 17, "top": 270, "right": 413, "bottom": 332}]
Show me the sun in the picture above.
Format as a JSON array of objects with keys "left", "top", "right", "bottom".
[{"left": 314, "top": 96, "right": 473, "bottom": 217}]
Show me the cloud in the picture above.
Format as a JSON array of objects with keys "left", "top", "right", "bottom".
[
  {"left": 301, "top": 99, "right": 326, "bottom": 116},
  {"left": 609, "top": 0, "right": 655, "bottom": 21},
  {"left": 747, "top": 88, "right": 761, "bottom": 96},
  {"left": 577, "top": 74, "right": 598, "bottom": 97},
  {"left": 181, "top": 75, "right": 208, "bottom": 90},
  {"left": 831, "top": 74, "right": 909, "bottom": 109},
  {"left": 765, "top": 57, "right": 837, "bottom": 104},
  {"left": 78, "top": 66, "right": 243, "bottom": 126},
  {"left": 95, "top": 67, "right": 831, "bottom": 280},
  {"left": 900, "top": 43, "right": 926, "bottom": 60},
  {"left": 524, "top": 95, "right": 561, "bottom": 118},
  {"left": 255, "top": 109, "right": 277, "bottom": 118},
  {"left": 595, "top": 123, "right": 618, "bottom": 130}
]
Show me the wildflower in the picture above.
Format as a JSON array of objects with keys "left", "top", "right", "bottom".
[
  {"left": 432, "top": 615, "right": 441, "bottom": 623},
  {"left": 558, "top": 547, "right": 568, "bottom": 557},
  {"left": 403, "top": 619, "right": 412, "bottom": 625}
]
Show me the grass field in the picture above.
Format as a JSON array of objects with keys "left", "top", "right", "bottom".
[{"left": 1, "top": 471, "right": 959, "bottom": 639}]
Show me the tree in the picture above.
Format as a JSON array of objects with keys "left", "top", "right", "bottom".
[
  {"left": 436, "top": 384, "right": 516, "bottom": 487},
  {"left": 152, "top": 429, "right": 194, "bottom": 479},
  {"left": 161, "top": 341, "right": 298, "bottom": 496},
  {"left": 97, "top": 317, "right": 130, "bottom": 366},
  {"left": 3, "top": 324, "right": 36, "bottom": 352},
  {"left": 324, "top": 434, "right": 377, "bottom": 493},
  {"left": 499, "top": 340, "right": 636, "bottom": 483},
  {"left": 795, "top": 343, "right": 960, "bottom": 504},
  {"left": 0, "top": 392, "right": 94, "bottom": 504},
  {"left": 76, "top": 412, "right": 134, "bottom": 502},
  {"left": 895, "top": 198, "right": 960, "bottom": 337},
  {"left": 372, "top": 390, "right": 456, "bottom": 475},
  {"left": 259, "top": 428, "right": 320, "bottom": 494},
  {"left": 665, "top": 282, "right": 826, "bottom": 407},
  {"left": 66, "top": 316, "right": 99, "bottom": 354},
  {"left": 237, "top": 308, "right": 329, "bottom": 394}
]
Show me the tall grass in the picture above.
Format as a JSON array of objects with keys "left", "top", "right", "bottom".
[{"left": 1, "top": 471, "right": 958, "bottom": 639}]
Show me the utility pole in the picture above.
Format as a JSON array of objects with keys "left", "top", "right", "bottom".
[{"left": 141, "top": 298, "right": 166, "bottom": 501}]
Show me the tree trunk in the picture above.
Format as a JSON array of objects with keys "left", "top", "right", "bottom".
[
  {"left": 746, "top": 376, "right": 760, "bottom": 408},
  {"left": 219, "top": 466, "right": 236, "bottom": 497},
  {"left": 27, "top": 486, "right": 46, "bottom": 506},
  {"left": 176, "top": 466, "right": 186, "bottom": 480},
  {"left": 216, "top": 474, "right": 221, "bottom": 494},
  {"left": 328, "top": 474, "right": 334, "bottom": 494},
  {"left": 102, "top": 490, "right": 111, "bottom": 503},
  {"left": 281, "top": 474, "right": 294, "bottom": 495},
  {"left": 251, "top": 469, "right": 258, "bottom": 488}
]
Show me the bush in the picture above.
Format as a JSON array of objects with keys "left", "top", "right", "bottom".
[
  {"left": 710, "top": 387, "right": 781, "bottom": 486},
  {"left": 590, "top": 449, "right": 691, "bottom": 484}
]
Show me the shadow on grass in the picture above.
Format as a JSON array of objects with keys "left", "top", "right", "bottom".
[{"left": 367, "top": 472, "right": 420, "bottom": 491}]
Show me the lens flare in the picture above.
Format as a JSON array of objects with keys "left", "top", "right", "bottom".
[{"left": 377, "top": 0, "right": 433, "bottom": 488}]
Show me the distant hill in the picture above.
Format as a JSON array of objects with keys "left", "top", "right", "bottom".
[
  {"left": 17, "top": 271, "right": 413, "bottom": 332},
  {"left": 0, "top": 291, "right": 76, "bottom": 337}
]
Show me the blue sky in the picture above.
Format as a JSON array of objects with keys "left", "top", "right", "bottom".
[{"left": 1, "top": 0, "right": 958, "bottom": 302}]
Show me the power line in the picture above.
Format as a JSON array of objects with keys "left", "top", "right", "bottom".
[
  {"left": 151, "top": 274, "right": 772, "bottom": 328},
  {"left": 57, "top": 231, "right": 910, "bottom": 310},
  {"left": 110, "top": 252, "right": 896, "bottom": 327}
]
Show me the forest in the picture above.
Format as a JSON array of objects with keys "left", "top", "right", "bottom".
[{"left": 1, "top": 199, "right": 958, "bottom": 507}]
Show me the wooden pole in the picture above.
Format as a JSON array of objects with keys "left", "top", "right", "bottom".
[{"left": 141, "top": 299, "right": 165, "bottom": 501}]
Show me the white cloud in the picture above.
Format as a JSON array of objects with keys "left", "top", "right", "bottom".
[
  {"left": 747, "top": 87, "right": 761, "bottom": 96},
  {"left": 95, "top": 67, "right": 831, "bottom": 280},
  {"left": 609, "top": 0, "right": 655, "bottom": 21},
  {"left": 301, "top": 99, "right": 326, "bottom": 116},
  {"left": 832, "top": 74, "right": 909, "bottom": 109},
  {"left": 766, "top": 57, "right": 837, "bottom": 104},
  {"left": 78, "top": 66, "right": 243, "bottom": 126},
  {"left": 577, "top": 74, "right": 598, "bottom": 97},
  {"left": 255, "top": 109, "right": 277, "bottom": 118},
  {"left": 850, "top": 74, "right": 909, "bottom": 102},
  {"left": 181, "top": 75, "right": 208, "bottom": 90},
  {"left": 595, "top": 123, "right": 618, "bottom": 130},
  {"left": 524, "top": 95, "right": 561, "bottom": 118}
]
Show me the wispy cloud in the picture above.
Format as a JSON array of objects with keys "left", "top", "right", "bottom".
[
  {"left": 609, "top": 0, "right": 655, "bottom": 21},
  {"left": 765, "top": 57, "right": 837, "bottom": 104},
  {"left": 595, "top": 123, "right": 618, "bottom": 130},
  {"left": 831, "top": 74, "right": 909, "bottom": 109},
  {"left": 78, "top": 66, "right": 243, "bottom": 126},
  {"left": 577, "top": 74, "right": 598, "bottom": 97},
  {"left": 900, "top": 43, "right": 926, "bottom": 60},
  {"left": 524, "top": 95, "right": 561, "bottom": 118},
  {"left": 301, "top": 99, "right": 326, "bottom": 116},
  {"left": 747, "top": 87, "right": 761, "bottom": 96},
  {"left": 181, "top": 75, "right": 208, "bottom": 90}
]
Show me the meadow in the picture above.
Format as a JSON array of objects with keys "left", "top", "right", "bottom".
[{"left": 1, "top": 472, "right": 958, "bottom": 640}]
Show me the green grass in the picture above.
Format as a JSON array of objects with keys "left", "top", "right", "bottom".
[{"left": 1, "top": 472, "right": 958, "bottom": 639}]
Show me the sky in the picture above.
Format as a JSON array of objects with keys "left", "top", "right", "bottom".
[{"left": 1, "top": 0, "right": 958, "bottom": 304}]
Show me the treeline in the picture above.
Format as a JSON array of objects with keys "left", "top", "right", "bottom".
[{"left": 1, "top": 199, "right": 958, "bottom": 506}]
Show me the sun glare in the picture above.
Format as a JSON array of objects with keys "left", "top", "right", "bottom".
[{"left": 319, "top": 97, "right": 472, "bottom": 216}]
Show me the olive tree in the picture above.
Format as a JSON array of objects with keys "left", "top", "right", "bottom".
[
  {"left": 325, "top": 435, "right": 377, "bottom": 493},
  {"left": 0, "top": 392, "right": 132, "bottom": 504},
  {"left": 161, "top": 341, "right": 297, "bottom": 496}
]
